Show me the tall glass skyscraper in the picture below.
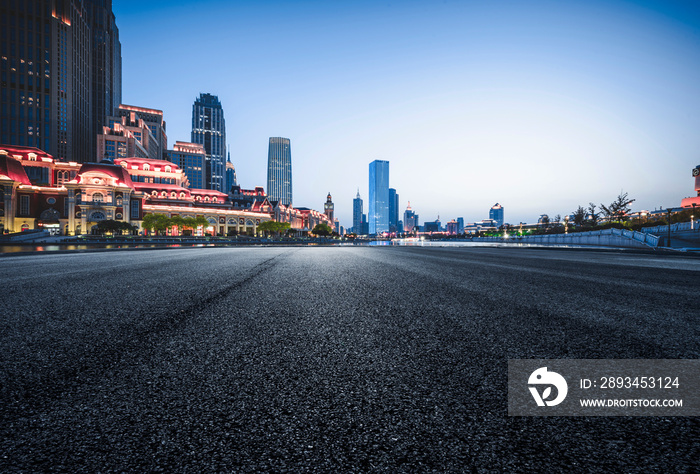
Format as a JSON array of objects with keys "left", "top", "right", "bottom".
[
  {"left": 191, "top": 93, "right": 226, "bottom": 191},
  {"left": 267, "top": 137, "right": 292, "bottom": 205},
  {"left": 389, "top": 187, "right": 399, "bottom": 232},
  {"left": 0, "top": 0, "right": 121, "bottom": 163},
  {"left": 353, "top": 190, "right": 363, "bottom": 233},
  {"left": 369, "top": 160, "right": 389, "bottom": 234}
]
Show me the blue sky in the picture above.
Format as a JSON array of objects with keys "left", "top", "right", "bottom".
[{"left": 114, "top": 0, "right": 700, "bottom": 227}]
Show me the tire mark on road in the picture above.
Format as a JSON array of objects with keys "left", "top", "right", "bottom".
[{"left": 0, "top": 249, "right": 293, "bottom": 421}]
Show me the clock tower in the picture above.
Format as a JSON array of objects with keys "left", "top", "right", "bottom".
[{"left": 324, "top": 192, "right": 334, "bottom": 222}]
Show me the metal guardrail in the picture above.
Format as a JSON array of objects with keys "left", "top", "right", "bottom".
[
  {"left": 641, "top": 222, "right": 693, "bottom": 234},
  {"left": 495, "top": 228, "right": 660, "bottom": 248}
]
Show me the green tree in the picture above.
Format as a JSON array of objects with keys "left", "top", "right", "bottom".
[
  {"left": 142, "top": 213, "right": 171, "bottom": 235},
  {"left": 588, "top": 203, "right": 599, "bottom": 226},
  {"left": 572, "top": 206, "right": 586, "bottom": 226},
  {"left": 311, "top": 223, "right": 333, "bottom": 236},
  {"left": 258, "top": 221, "right": 291, "bottom": 237},
  {"left": 170, "top": 215, "right": 185, "bottom": 234},
  {"left": 600, "top": 192, "right": 635, "bottom": 222}
]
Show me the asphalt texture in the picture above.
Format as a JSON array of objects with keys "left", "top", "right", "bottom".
[{"left": 1, "top": 246, "right": 699, "bottom": 472}]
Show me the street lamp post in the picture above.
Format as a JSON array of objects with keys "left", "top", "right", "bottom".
[
  {"left": 667, "top": 208, "right": 672, "bottom": 248},
  {"left": 692, "top": 203, "right": 697, "bottom": 231}
]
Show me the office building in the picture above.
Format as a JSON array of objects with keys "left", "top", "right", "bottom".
[
  {"left": 113, "top": 105, "right": 166, "bottom": 160},
  {"left": 490, "top": 203, "right": 504, "bottom": 228},
  {"left": 166, "top": 141, "right": 206, "bottom": 189},
  {"left": 0, "top": 0, "right": 121, "bottom": 163},
  {"left": 225, "top": 150, "right": 237, "bottom": 192},
  {"left": 404, "top": 202, "right": 418, "bottom": 233},
  {"left": 267, "top": 137, "right": 292, "bottom": 205},
  {"left": 99, "top": 105, "right": 166, "bottom": 162},
  {"left": 352, "top": 190, "right": 363, "bottom": 233},
  {"left": 191, "top": 93, "right": 226, "bottom": 191},
  {"left": 389, "top": 187, "right": 399, "bottom": 233},
  {"left": 368, "top": 159, "right": 389, "bottom": 234},
  {"left": 86, "top": 0, "right": 121, "bottom": 145}
]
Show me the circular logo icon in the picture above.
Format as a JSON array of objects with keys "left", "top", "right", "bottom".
[
  {"left": 528, "top": 367, "right": 568, "bottom": 407},
  {"left": 693, "top": 168, "right": 700, "bottom": 177}
]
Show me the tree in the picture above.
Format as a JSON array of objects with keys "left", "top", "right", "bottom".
[
  {"left": 170, "top": 215, "right": 185, "bottom": 234},
  {"left": 311, "top": 223, "right": 333, "bottom": 236},
  {"left": 600, "top": 192, "right": 635, "bottom": 222},
  {"left": 257, "top": 221, "right": 290, "bottom": 237},
  {"left": 572, "top": 206, "right": 586, "bottom": 227},
  {"left": 142, "top": 213, "right": 171, "bottom": 235},
  {"left": 588, "top": 203, "right": 599, "bottom": 226}
]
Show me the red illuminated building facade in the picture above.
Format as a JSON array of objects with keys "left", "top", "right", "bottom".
[{"left": 0, "top": 145, "right": 332, "bottom": 236}]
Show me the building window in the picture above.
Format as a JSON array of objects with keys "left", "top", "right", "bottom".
[
  {"left": 131, "top": 200, "right": 139, "bottom": 219},
  {"left": 92, "top": 192, "right": 104, "bottom": 203},
  {"left": 19, "top": 195, "right": 29, "bottom": 215}
]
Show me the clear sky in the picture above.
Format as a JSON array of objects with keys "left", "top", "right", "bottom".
[{"left": 113, "top": 0, "right": 700, "bottom": 227}]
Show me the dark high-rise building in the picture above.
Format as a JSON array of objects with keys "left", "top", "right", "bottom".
[
  {"left": 225, "top": 151, "right": 237, "bottom": 193},
  {"left": 267, "top": 137, "right": 292, "bottom": 205},
  {"left": 85, "top": 0, "right": 121, "bottom": 153},
  {"left": 369, "top": 159, "right": 389, "bottom": 234},
  {"left": 191, "top": 93, "right": 226, "bottom": 191},
  {"left": 490, "top": 203, "right": 504, "bottom": 228},
  {"left": 352, "top": 190, "right": 363, "bottom": 234},
  {"left": 389, "top": 187, "right": 399, "bottom": 232},
  {"left": 0, "top": 0, "right": 121, "bottom": 163},
  {"left": 1, "top": 1, "right": 89, "bottom": 162}
]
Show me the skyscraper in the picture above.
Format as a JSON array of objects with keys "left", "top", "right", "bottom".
[
  {"left": 267, "top": 137, "right": 292, "bottom": 205},
  {"left": 225, "top": 151, "right": 237, "bottom": 193},
  {"left": 353, "top": 190, "right": 363, "bottom": 234},
  {"left": 490, "top": 203, "right": 504, "bottom": 228},
  {"left": 1, "top": 1, "right": 90, "bottom": 162},
  {"left": 191, "top": 93, "right": 226, "bottom": 191},
  {"left": 369, "top": 159, "right": 389, "bottom": 234},
  {"left": 85, "top": 0, "right": 122, "bottom": 150},
  {"left": 389, "top": 187, "right": 399, "bottom": 232},
  {"left": 404, "top": 202, "right": 418, "bottom": 233}
]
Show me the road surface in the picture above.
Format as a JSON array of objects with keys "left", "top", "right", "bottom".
[{"left": 1, "top": 246, "right": 699, "bottom": 471}]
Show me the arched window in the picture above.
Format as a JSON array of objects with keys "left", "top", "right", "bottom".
[
  {"left": 212, "top": 198, "right": 218, "bottom": 204},
  {"left": 171, "top": 192, "right": 177, "bottom": 199},
  {"left": 180, "top": 192, "right": 186, "bottom": 199},
  {"left": 165, "top": 166, "right": 171, "bottom": 172},
  {"left": 143, "top": 163, "right": 150, "bottom": 171},
  {"left": 116, "top": 196, "right": 123, "bottom": 206},
  {"left": 152, "top": 190, "right": 158, "bottom": 196},
  {"left": 90, "top": 211, "right": 106, "bottom": 221},
  {"left": 160, "top": 191, "right": 167, "bottom": 197},
  {"left": 204, "top": 196, "right": 210, "bottom": 202},
  {"left": 196, "top": 196, "right": 202, "bottom": 201},
  {"left": 92, "top": 192, "right": 104, "bottom": 203}
]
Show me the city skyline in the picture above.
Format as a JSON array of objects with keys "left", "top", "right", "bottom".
[{"left": 112, "top": 1, "right": 699, "bottom": 226}]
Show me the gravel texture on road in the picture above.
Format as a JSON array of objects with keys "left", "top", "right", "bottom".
[{"left": 1, "top": 246, "right": 699, "bottom": 472}]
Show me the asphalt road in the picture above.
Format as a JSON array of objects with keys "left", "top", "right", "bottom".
[{"left": 1, "top": 246, "right": 699, "bottom": 472}]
